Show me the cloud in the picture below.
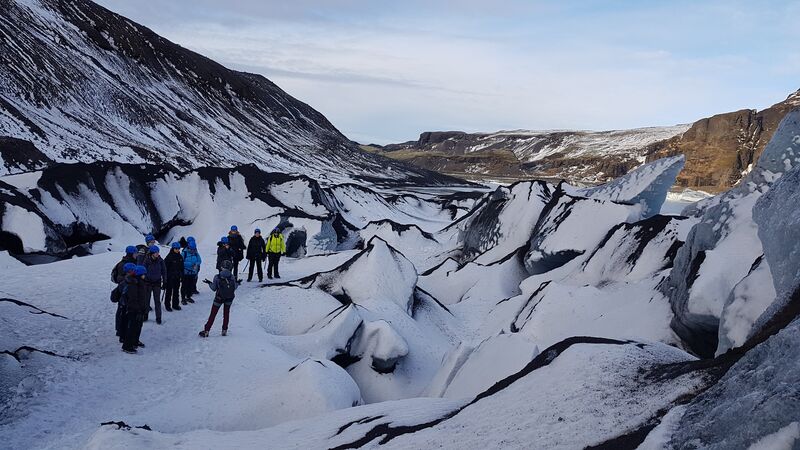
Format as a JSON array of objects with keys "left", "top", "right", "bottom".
[{"left": 95, "top": 0, "right": 799, "bottom": 144}]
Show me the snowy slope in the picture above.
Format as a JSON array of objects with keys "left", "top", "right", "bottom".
[{"left": 0, "top": 0, "right": 460, "bottom": 185}]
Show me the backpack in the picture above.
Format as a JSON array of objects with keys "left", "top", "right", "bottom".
[
  {"left": 217, "top": 275, "right": 235, "bottom": 299},
  {"left": 110, "top": 283, "right": 128, "bottom": 304}
]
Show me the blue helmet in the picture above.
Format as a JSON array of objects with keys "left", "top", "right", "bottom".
[
  {"left": 134, "top": 265, "right": 147, "bottom": 276},
  {"left": 220, "top": 236, "right": 229, "bottom": 244},
  {"left": 188, "top": 241, "right": 197, "bottom": 250},
  {"left": 123, "top": 262, "right": 136, "bottom": 273},
  {"left": 149, "top": 245, "right": 160, "bottom": 253},
  {"left": 145, "top": 234, "right": 155, "bottom": 242},
  {"left": 230, "top": 225, "right": 238, "bottom": 231},
  {"left": 125, "top": 245, "right": 136, "bottom": 254},
  {"left": 171, "top": 242, "right": 181, "bottom": 249},
  {"left": 255, "top": 228, "right": 261, "bottom": 234},
  {"left": 187, "top": 236, "right": 196, "bottom": 242}
]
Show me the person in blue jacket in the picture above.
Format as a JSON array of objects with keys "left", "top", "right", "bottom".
[{"left": 181, "top": 240, "right": 202, "bottom": 305}]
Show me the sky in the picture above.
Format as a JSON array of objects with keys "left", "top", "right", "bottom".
[{"left": 94, "top": 0, "right": 800, "bottom": 144}]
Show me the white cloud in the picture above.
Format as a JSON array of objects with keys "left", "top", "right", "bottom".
[{"left": 96, "top": 0, "right": 799, "bottom": 144}]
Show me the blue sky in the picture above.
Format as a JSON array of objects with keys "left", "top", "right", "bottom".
[{"left": 95, "top": 0, "right": 799, "bottom": 144}]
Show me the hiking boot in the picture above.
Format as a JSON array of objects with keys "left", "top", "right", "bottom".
[
  {"left": 156, "top": 318, "right": 162, "bottom": 325},
  {"left": 181, "top": 300, "right": 188, "bottom": 305},
  {"left": 258, "top": 278, "right": 263, "bottom": 282},
  {"left": 198, "top": 330, "right": 209, "bottom": 338},
  {"left": 173, "top": 305, "right": 182, "bottom": 311},
  {"left": 221, "top": 329, "right": 227, "bottom": 336},
  {"left": 122, "top": 348, "right": 137, "bottom": 354},
  {"left": 165, "top": 306, "right": 173, "bottom": 312},
  {"left": 247, "top": 278, "right": 252, "bottom": 282},
  {"left": 136, "top": 341, "right": 145, "bottom": 348},
  {"left": 193, "top": 290, "right": 200, "bottom": 295},
  {"left": 187, "top": 298, "right": 195, "bottom": 304}
]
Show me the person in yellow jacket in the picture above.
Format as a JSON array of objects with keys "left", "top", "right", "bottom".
[{"left": 265, "top": 227, "right": 286, "bottom": 279}]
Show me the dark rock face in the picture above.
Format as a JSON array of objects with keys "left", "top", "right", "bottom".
[{"left": 0, "top": 0, "right": 464, "bottom": 186}]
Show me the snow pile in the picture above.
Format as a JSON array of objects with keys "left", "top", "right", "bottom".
[
  {"left": 426, "top": 333, "right": 539, "bottom": 399},
  {"left": 578, "top": 155, "right": 686, "bottom": 219},
  {"left": 452, "top": 181, "right": 554, "bottom": 264}
]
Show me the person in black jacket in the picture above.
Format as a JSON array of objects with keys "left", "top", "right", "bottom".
[
  {"left": 111, "top": 246, "right": 137, "bottom": 339},
  {"left": 111, "top": 246, "right": 138, "bottom": 284},
  {"left": 227, "top": 226, "right": 246, "bottom": 279},
  {"left": 216, "top": 237, "right": 236, "bottom": 274},
  {"left": 246, "top": 228, "right": 266, "bottom": 282},
  {"left": 163, "top": 242, "right": 184, "bottom": 312},
  {"left": 122, "top": 265, "right": 149, "bottom": 354},
  {"left": 137, "top": 245, "right": 166, "bottom": 324}
]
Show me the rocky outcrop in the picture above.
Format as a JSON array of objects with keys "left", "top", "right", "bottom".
[
  {"left": 374, "top": 90, "right": 800, "bottom": 192},
  {"left": 645, "top": 90, "right": 800, "bottom": 192}
]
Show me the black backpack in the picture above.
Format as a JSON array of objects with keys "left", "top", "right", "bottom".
[
  {"left": 217, "top": 275, "right": 235, "bottom": 299},
  {"left": 110, "top": 283, "right": 128, "bottom": 304}
]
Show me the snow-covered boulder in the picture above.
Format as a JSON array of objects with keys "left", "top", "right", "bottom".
[
  {"left": 578, "top": 154, "right": 685, "bottom": 219},
  {"left": 426, "top": 333, "right": 539, "bottom": 399},
  {"left": 358, "top": 220, "right": 446, "bottom": 272},
  {"left": 452, "top": 181, "right": 554, "bottom": 264},
  {"left": 576, "top": 215, "right": 691, "bottom": 285},
  {"left": 295, "top": 237, "right": 418, "bottom": 314},
  {"left": 524, "top": 190, "right": 634, "bottom": 275},
  {"left": 351, "top": 320, "right": 410, "bottom": 373},
  {"left": 716, "top": 256, "right": 776, "bottom": 355}
]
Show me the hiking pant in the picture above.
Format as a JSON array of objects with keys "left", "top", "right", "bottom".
[
  {"left": 144, "top": 283, "right": 162, "bottom": 321},
  {"left": 115, "top": 303, "right": 126, "bottom": 337},
  {"left": 181, "top": 274, "right": 198, "bottom": 300},
  {"left": 164, "top": 276, "right": 181, "bottom": 309},
  {"left": 204, "top": 300, "right": 232, "bottom": 332},
  {"left": 267, "top": 253, "right": 281, "bottom": 278},
  {"left": 122, "top": 309, "right": 144, "bottom": 351},
  {"left": 247, "top": 258, "right": 263, "bottom": 281},
  {"left": 233, "top": 259, "right": 242, "bottom": 280}
]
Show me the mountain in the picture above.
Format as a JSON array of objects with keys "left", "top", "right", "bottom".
[
  {"left": 365, "top": 125, "right": 689, "bottom": 184},
  {"left": 371, "top": 89, "right": 800, "bottom": 192},
  {"left": 0, "top": 0, "right": 461, "bottom": 185}
]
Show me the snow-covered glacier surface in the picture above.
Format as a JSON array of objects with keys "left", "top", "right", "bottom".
[{"left": 1, "top": 136, "right": 800, "bottom": 449}]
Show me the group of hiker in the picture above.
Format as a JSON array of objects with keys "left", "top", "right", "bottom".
[{"left": 110, "top": 226, "right": 287, "bottom": 354}]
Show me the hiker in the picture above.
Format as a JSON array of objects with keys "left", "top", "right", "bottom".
[
  {"left": 199, "top": 260, "right": 237, "bottom": 337},
  {"left": 137, "top": 234, "right": 157, "bottom": 257},
  {"left": 137, "top": 245, "right": 166, "bottom": 324},
  {"left": 121, "top": 264, "right": 148, "bottom": 354},
  {"left": 187, "top": 236, "right": 200, "bottom": 295},
  {"left": 111, "top": 245, "right": 138, "bottom": 283},
  {"left": 227, "top": 225, "right": 246, "bottom": 280},
  {"left": 216, "top": 236, "right": 236, "bottom": 274},
  {"left": 111, "top": 246, "right": 137, "bottom": 338},
  {"left": 246, "top": 228, "right": 266, "bottom": 282},
  {"left": 163, "top": 242, "right": 184, "bottom": 312},
  {"left": 179, "top": 236, "right": 188, "bottom": 249},
  {"left": 265, "top": 227, "right": 286, "bottom": 279},
  {"left": 181, "top": 240, "right": 201, "bottom": 305}
]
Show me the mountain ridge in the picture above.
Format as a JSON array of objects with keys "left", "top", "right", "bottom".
[
  {"left": 0, "top": 0, "right": 464, "bottom": 186},
  {"left": 369, "top": 90, "right": 800, "bottom": 191}
]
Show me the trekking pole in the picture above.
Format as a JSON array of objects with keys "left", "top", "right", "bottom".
[{"left": 242, "top": 259, "right": 249, "bottom": 273}]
